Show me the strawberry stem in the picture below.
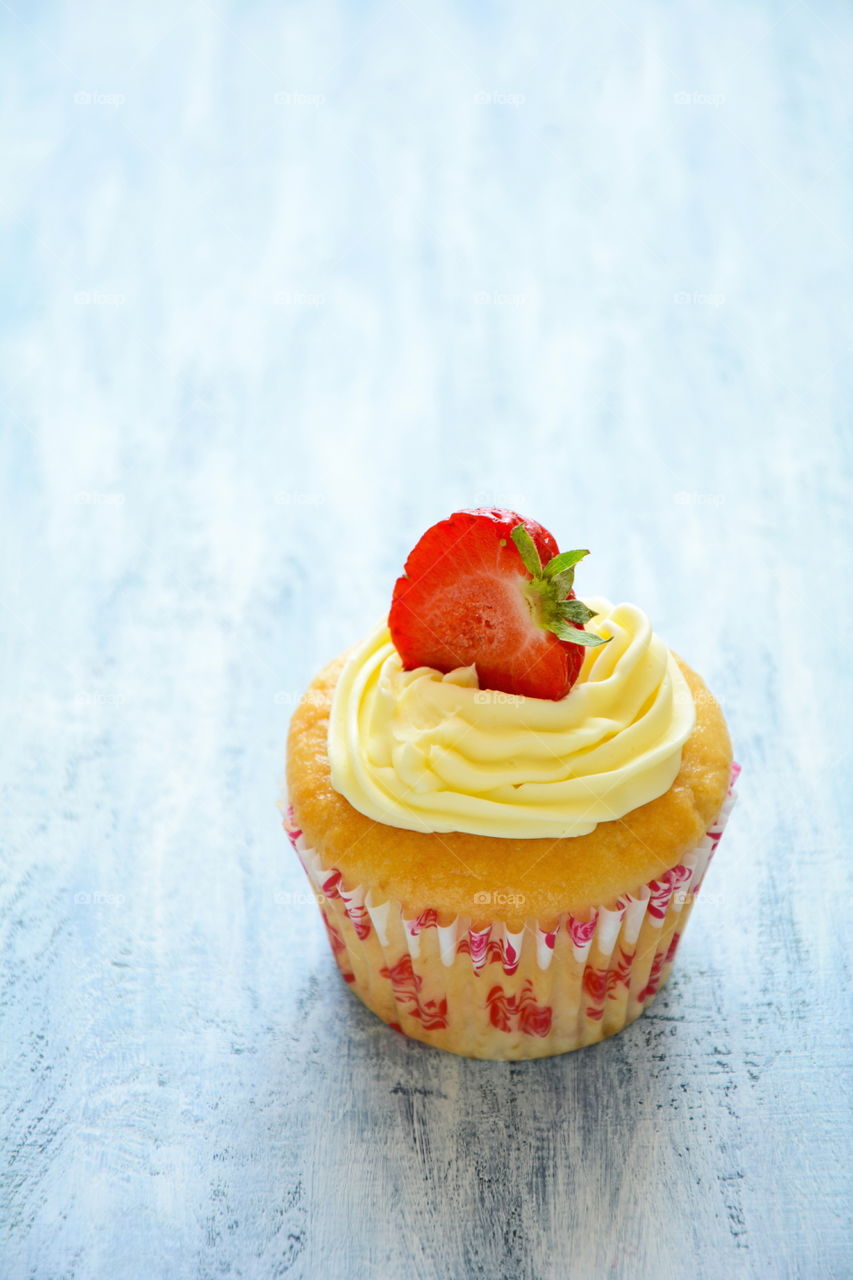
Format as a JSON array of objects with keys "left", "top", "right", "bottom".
[
  {"left": 510, "top": 524, "right": 610, "bottom": 650},
  {"left": 510, "top": 525, "right": 544, "bottom": 577}
]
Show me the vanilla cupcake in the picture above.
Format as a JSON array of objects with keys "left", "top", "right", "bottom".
[{"left": 283, "top": 508, "right": 736, "bottom": 1060}]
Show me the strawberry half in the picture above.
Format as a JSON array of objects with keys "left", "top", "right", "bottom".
[{"left": 388, "top": 508, "right": 608, "bottom": 701}]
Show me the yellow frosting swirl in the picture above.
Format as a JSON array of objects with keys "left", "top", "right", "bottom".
[{"left": 327, "top": 599, "right": 695, "bottom": 838}]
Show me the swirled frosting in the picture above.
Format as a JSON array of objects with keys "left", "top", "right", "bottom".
[{"left": 327, "top": 598, "right": 696, "bottom": 838}]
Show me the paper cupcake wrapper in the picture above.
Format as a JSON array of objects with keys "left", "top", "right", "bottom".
[{"left": 283, "top": 763, "right": 740, "bottom": 1060}]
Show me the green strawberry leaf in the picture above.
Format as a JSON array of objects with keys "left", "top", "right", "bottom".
[
  {"left": 511, "top": 525, "right": 543, "bottom": 577},
  {"left": 516, "top": 530, "right": 607, "bottom": 654},
  {"left": 569, "top": 630, "right": 610, "bottom": 647},
  {"left": 551, "top": 569, "right": 576, "bottom": 600},
  {"left": 543, "top": 549, "right": 589, "bottom": 578},
  {"left": 550, "top": 621, "right": 610, "bottom": 647},
  {"left": 558, "top": 600, "right": 597, "bottom": 624}
]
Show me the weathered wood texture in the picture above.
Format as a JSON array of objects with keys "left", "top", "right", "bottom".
[{"left": 1, "top": 2, "right": 851, "bottom": 1277}]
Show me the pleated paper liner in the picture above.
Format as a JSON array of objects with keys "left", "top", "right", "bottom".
[{"left": 282, "top": 763, "right": 739, "bottom": 1060}]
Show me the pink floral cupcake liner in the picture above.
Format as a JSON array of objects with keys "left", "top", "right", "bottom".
[{"left": 282, "top": 763, "right": 740, "bottom": 1060}]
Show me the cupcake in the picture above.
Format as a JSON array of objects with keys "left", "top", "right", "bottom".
[{"left": 284, "top": 508, "right": 736, "bottom": 1060}]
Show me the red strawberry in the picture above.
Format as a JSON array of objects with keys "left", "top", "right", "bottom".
[{"left": 388, "top": 508, "right": 608, "bottom": 700}]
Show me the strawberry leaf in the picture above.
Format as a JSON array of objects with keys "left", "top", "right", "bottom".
[
  {"left": 558, "top": 600, "right": 597, "bottom": 624},
  {"left": 543, "top": 549, "right": 589, "bottom": 578},
  {"left": 550, "top": 621, "right": 610, "bottom": 647},
  {"left": 511, "top": 525, "right": 543, "bottom": 577},
  {"left": 551, "top": 569, "right": 577, "bottom": 600}
]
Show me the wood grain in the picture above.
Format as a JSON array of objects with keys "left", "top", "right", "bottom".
[{"left": 1, "top": 1, "right": 851, "bottom": 1276}]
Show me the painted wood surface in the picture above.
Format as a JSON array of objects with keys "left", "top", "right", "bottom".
[{"left": 1, "top": 2, "right": 851, "bottom": 1277}]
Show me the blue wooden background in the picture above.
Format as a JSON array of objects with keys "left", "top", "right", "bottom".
[{"left": 2, "top": 2, "right": 851, "bottom": 1277}]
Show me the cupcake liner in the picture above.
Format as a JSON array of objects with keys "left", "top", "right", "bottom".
[{"left": 282, "top": 763, "right": 740, "bottom": 1060}]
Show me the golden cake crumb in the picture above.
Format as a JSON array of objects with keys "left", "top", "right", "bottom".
[{"left": 286, "top": 653, "right": 732, "bottom": 928}]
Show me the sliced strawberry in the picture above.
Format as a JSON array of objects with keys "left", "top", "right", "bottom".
[{"left": 388, "top": 508, "right": 608, "bottom": 701}]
